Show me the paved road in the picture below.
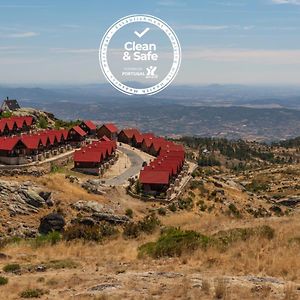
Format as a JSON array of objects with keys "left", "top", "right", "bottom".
[{"left": 104, "top": 146, "right": 145, "bottom": 186}]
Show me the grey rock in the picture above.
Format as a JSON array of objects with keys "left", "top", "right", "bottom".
[
  {"left": 22, "top": 190, "right": 45, "bottom": 208},
  {"left": 72, "top": 200, "right": 104, "bottom": 213},
  {"left": 92, "top": 213, "right": 129, "bottom": 224}
]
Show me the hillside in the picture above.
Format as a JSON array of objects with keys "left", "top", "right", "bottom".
[{"left": 0, "top": 133, "right": 298, "bottom": 299}]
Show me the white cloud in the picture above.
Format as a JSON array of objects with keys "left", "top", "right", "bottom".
[
  {"left": 272, "top": 0, "right": 300, "bottom": 5},
  {"left": 3, "top": 32, "right": 39, "bottom": 38}
]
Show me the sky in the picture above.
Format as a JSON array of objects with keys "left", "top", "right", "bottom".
[{"left": 1, "top": 0, "right": 300, "bottom": 86}]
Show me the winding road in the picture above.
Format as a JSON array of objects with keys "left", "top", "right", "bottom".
[{"left": 104, "top": 146, "right": 145, "bottom": 186}]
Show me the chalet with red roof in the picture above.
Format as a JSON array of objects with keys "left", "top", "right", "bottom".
[
  {"left": 68, "top": 125, "right": 87, "bottom": 144},
  {"left": 74, "top": 140, "right": 117, "bottom": 175},
  {"left": 118, "top": 128, "right": 140, "bottom": 145},
  {"left": 79, "top": 120, "right": 97, "bottom": 136},
  {"left": 97, "top": 123, "right": 118, "bottom": 140}
]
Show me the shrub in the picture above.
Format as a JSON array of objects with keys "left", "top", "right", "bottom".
[
  {"left": 158, "top": 207, "right": 166, "bottom": 216},
  {"left": 139, "top": 228, "right": 211, "bottom": 258},
  {"left": 123, "top": 214, "right": 160, "bottom": 238},
  {"left": 177, "top": 197, "right": 193, "bottom": 210},
  {"left": 123, "top": 222, "right": 140, "bottom": 239},
  {"left": 31, "top": 231, "right": 61, "bottom": 248},
  {"left": 212, "top": 225, "right": 275, "bottom": 248},
  {"left": 63, "top": 224, "right": 102, "bottom": 242},
  {"left": 20, "top": 288, "right": 46, "bottom": 298},
  {"left": 168, "top": 202, "right": 177, "bottom": 212},
  {"left": 37, "top": 116, "right": 48, "bottom": 129},
  {"left": 0, "top": 276, "right": 8, "bottom": 285},
  {"left": 227, "top": 203, "right": 241, "bottom": 218},
  {"left": 125, "top": 208, "right": 133, "bottom": 218},
  {"left": 44, "top": 259, "right": 78, "bottom": 270},
  {"left": 138, "top": 213, "right": 160, "bottom": 234},
  {"left": 3, "top": 263, "right": 21, "bottom": 273},
  {"left": 99, "top": 222, "right": 118, "bottom": 237}
]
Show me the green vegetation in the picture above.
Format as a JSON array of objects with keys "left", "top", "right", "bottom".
[
  {"left": 37, "top": 116, "right": 48, "bottom": 129},
  {"left": 213, "top": 225, "right": 275, "bottom": 248},
  {"left": 0, "top": 111, "right": 12, "bottom": 118},
  {"left": 3, "top": 263, "right": 21, "bottom": 273},
  {"left": 168, "top": 202, "right": 177, "bottom": 212},
  {"left": 135, "top": 180, "right": 142, "bottom": 194},
  {"left": 20, "top": 288, "right": 46, "bottom": 298},
  {"left": 63, "top": 222, "right": 117, "bottom": 242},
  {"left": 123, "top": 214, "right": 160, "bottom": 238},
  {"left": 245, "top": 179, "right": 270, "bottom": 193},
  {"left": 227, "top": 203, "right": 241, "bottom": 218},
  {"left": 198, "top": 155, "right": 221, "bottom": 167},
  {"left": 139, "top": 225, "right": 275, "bottom": 258},
  {"left": 63, "top": 224, "right": 102, "bottom": 242},
  {"left": 158, "top": 207, "right": 167, "bottom": 215},
  {"left": 180, "top": 137, "right": 277, "bottom": 164},
  {"left": 178, "top": 197, "right": 194, "bottom": 210},
  {"left": 139, "top": 228, "right": 211, "bottom": 258},
  {"left": 0, "top": 276, "right": 8, "bottom": 285},
  {"left": 125, "top": 208, "right": 133, "bottom": 218},
  {"left": 54, "top": 119, "right": 81, "bottom": 129},
  {"left": 50, "top": 163, "right": 65, "bottom": 173},
  {"left": 44, "top": 259, "right": 78, "bottom": 270},
  {"left": 31, "top": 232, "right": 61, "bottom": 248}
]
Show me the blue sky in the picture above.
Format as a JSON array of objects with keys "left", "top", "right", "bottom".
[{"left": 1, "top": 0, "right": 300, "bottom": 85}]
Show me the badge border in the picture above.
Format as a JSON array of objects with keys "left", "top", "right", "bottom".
[{"left": 99, "top": 14, "right": 181, "bottom": 96}]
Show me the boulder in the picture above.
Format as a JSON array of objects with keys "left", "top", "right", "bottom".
[
  {"left": 22, "top": 190, "right": 45, "bottom": 208},
  {"left": 38, "top": 213, "right": 65, "bottom": 234},
  {"left": 72, "top": 200, "right": 104, "bottom": 213}
]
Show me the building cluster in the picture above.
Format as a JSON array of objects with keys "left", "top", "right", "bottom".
[
  {"left": 112, "top": 127, "right": 187, "bottom": 196},
  {"left": 0, "top": 116, "right": 33, "bottom": 136},
  {"left": 0, "top": 115, "right": 98, "bottom": 165},
  {"left": 73, "top": 139, "right": 117, "bottom": 175}
]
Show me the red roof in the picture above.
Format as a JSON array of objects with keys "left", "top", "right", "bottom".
[
  {"left": 6, "top": 119, "right": 16, "bottom": 131},
  {"left": 139, "top": 170, "right": 170, "bottom": 185},
  {"left": 142, "top": 137, "right": 154, "bottom": 148},
  {"left": 21, "top": 135, "right": 42, "bottom": 150},
  {"left": 133, "top": 133, "right": 143, "bottom": 143},
  {"left": 103, "top": 123, "right": 118, "bottom": 133},
  {"left": 74, "top": 149, "right": 104, "bottom": 163},
  {"left": 74, "top": 140, "right": 117, "bottom": 164},
  {"left": 120, "top": 128, "right": 140, "bottom": 139},
  {"left": 0, "top": 136, "right": 21, "bottom": 151},
  {"left": 71, "top": 125, "right": 87, "bottom": 137},
  {"left": 100, "top": 135, "right": 110, "bottom": 141},
  {"left": 143, "top": 133, "right": 155, "bottom": 139},
  {"left": 82, "top": 120, "right": 96, "bottom": 130}
]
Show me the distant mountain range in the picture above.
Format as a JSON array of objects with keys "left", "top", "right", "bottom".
[{"left": 1, "top": 84, "right": 300, "bottom": 141}]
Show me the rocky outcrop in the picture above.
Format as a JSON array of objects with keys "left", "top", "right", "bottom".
[
  {"left": 0, "top": 180, "right": 53, "bottom": 215},
  {"left": 91, "top": 213, "right": 129, "bottom": 225},
  {"left": 72, "top": 200, "right": 107, "bottom": 214},
  {"left": 81, "top": 179, "right": 109, "bottom": 195},
  {"left": 71, "top": 200, "right": 129, "bottom": 225},
  {"left": 38, "top": 213, "right": 65, "bottom": 234}
]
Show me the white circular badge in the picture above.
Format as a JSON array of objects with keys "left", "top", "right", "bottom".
[{"left": 99, "top": 14, "right": 181, "bottom": 95}]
